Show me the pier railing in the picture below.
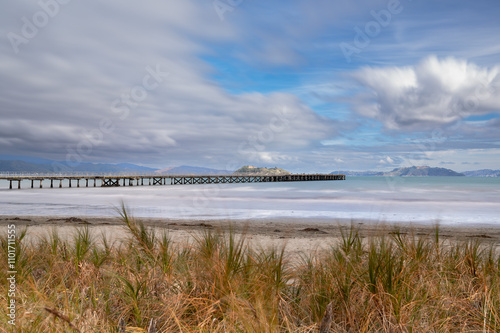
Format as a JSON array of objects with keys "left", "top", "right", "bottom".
[
  {"left": 0, "top": 171, "right": 163, "bottom": 177},
  {"left": 0, "top": 173, "right": 346, "bottom": 189}
]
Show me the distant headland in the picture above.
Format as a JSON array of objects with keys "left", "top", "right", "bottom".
[
  {"left": 336, "top": 166, "right": 500, "bottom": 177},
  {"left": 0, "top": 156, "right": 498, "bottom": 177},
  {"left": 233, "top": 166, "right": 291, "bottom": 175}
]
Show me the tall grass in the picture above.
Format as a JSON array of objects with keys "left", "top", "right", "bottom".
[{"left": 1, "top": 213, "right": 499, "bottom": 332}]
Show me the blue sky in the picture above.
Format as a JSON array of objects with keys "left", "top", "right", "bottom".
[{"left": 1, "top": 0, "right": 499, "bottom": 172}]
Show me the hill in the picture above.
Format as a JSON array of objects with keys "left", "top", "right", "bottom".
[
  {"left": 0, "top": 154, "right": 54, "bottom": 164},
  {"left": 384, "top": 166, "right": 465, "bottom": 177},
  {"left": 332, "top": 166, "right": 467, "bottom": 177},
  {"left": 155, "top": 165, "right": 229, "bottom": 175},
  {"left": 0, "top": 156, "right": 230, "bottom": 175},
  {"left": 336, "top": 170, "right": 384, "bottom": 177},
  {"left": 234, "top": 166, "right": 291, "bottom": 175},
  {"left": 0, "top": 159, "right": 156, "bottom": 173},
  {"left": 463, "top": 169, "right": 500, "bottom": 177},
  {"left": 0, "top": 160, "right": 53, "bottom": 172}
]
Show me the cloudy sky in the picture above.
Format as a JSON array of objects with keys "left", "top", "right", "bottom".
[{"left": 1, "top": 0, "right": 499, "bottom": 172}]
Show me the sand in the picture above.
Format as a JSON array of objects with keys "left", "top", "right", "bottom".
[{"left": 2, "top": 214, "right": 500, "bottom": 256}]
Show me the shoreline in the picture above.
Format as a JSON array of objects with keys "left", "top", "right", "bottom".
[
  {"left": 2, "top": 214, "right": 500, "bottom": 250},
  {"left": 4, "top": 214, "right": 500, "bottom": 330}
]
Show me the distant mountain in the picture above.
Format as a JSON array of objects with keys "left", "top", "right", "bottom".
[
  {"left": 384, "top": 166, "right": 465, "bottom": 177},
  {"left": 0, "top": 160, "right": 53, "bottom": 172},
  {"left": 67, "top": 162, "right": 156, "bottom": 173},
  {"left": 0, "top": 157, "right": 231, "bottom": 175},
  {"left": 336, "top": 170, "right": 384, "bottom": 177},
  {"left": 333, "top": 166, "right": 467, "bottom": 177},
  {"left": 463, "top": 169, "right": 500, "bottom": 177},
  {"left": 0, "top": 159, "right": 156, "bottom": 173},
  {"left": 0, "top": 154, "right": 54, "bottom": 164},
  {"left": 115, "top": 163, "right": 156, "bottom": 172},
  {"left": 234, "top": 166, "right": 291, "bottom": 175},
  {"left": 155, "top": 165, "right": 229, "bottom": 175}
]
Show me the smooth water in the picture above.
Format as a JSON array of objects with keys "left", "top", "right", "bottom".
[{"left": 0, "top": 177, "right": 498, "bottom": 226}]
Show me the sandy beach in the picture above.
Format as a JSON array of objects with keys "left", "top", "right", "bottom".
[
  {"left": 2, "top": 214, "right": 500, "bottom": 255},
  {"left": 3, "top": 214, "right": 500, "bottom": 331}
]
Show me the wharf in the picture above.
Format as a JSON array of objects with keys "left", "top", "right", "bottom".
[{"left": 0, "top": 174, "right": 346, "bottom": 189}]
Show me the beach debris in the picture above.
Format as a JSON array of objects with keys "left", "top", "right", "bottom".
[
  {"left": 389, "top": 231, "right": 407, "bottom": 235},
  {"left": 467, "top": 234, "right": 493, "bottom": 239},
  {"left": 300, "top": 227, "right": 327, "bottom": 234},
  {"left": 273, "top": 229, "right": 281, "bottom": 232},
  {"left": 179, "top": 222, "right": 213, "bottom": 228},
  {"left": 6, "top": 217, "right": 32, "bottom": 222},
  {"left": 47, "top": 217, "right": 89, "bottom": 224}
]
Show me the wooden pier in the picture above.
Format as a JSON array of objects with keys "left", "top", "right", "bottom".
[{"left": 0, "top": 174, "right": 345, "bottom": 190}]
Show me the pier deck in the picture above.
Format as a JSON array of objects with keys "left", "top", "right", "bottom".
[{"left": 0, "top": 174, "right": 345, "bottom": 189}]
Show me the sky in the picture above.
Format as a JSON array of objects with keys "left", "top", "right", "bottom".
[{"left": 1, "top": 0, "right": 500, "bottom": 173}]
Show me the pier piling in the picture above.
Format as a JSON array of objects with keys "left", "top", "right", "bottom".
[{"left": 1, "top": 173, "right": 346, "bottom": 190}]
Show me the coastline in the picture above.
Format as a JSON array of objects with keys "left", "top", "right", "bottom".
[
  {"left": 2, "top": 214, "right": 500, "bottom": 254},
  {"left": 3, "top": 213, "right": 500, "bottom": 331}
]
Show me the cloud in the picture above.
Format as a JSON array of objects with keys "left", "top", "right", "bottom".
[
  {"left": 350, "top": 56, "right": 500, "bottom": 130},
  {"left": 378, "top": 156, "right": 396, "bottom": 165},
  {"left": 2, "top": 1, "right": 499, "bottom": 173},
  {"left": 218, "top": 0, "right": 391, "bottom": 67},
  {"left": 0, "top": 0, "right": 336, "bottom": 169}
]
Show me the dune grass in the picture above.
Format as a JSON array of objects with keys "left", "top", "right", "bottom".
[{"left": 1, "top": 211, "right": 500, "bottom": 332}]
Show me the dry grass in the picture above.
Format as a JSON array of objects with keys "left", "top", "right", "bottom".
[{"left": 1, "top": 208, "right": 499, "bottom": 332}]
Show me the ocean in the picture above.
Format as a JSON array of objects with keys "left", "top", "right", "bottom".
[{"left": 0, "top": 177, "right": 499, "bottom": 226}]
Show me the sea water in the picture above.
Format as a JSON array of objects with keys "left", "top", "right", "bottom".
[{"left": 0, "top": 177, "right": 498, "bottom": 226}]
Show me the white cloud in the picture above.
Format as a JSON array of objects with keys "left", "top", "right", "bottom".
[
  {"left": 0, "top": 0, "right": 336, "bottom": 169},
  {"left": 378, "top": 156, "right": 395, "bottom": 165},
  {"left": 350, "top": 56, "right": 500, "bottom": 130},
  {"left": 3, "top": 1, "right": 499, "bottom": 173}
]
